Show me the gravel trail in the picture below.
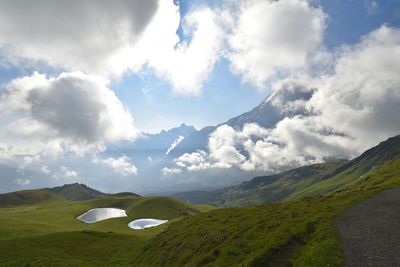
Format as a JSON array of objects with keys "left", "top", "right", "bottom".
[{"left": 337, "top": 189, "right": 400, "bottom": 267}]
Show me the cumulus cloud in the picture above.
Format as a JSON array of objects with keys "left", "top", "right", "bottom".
[
  {"left": 166, "top": 25, "right": 400, "bottom": 174},
  {"left": 227, "top": 0, "right": 326, "bottom": 87},
  {"left": 0, "top": 72, "right": 137, "bottom": 157},
  {"left": 16, "top": 178, "right": 31, "bottom": 186},
  {"left": 0, "top": 0, "right": 158, "bottom": 75},
  {"left": 128, "top": 1, "right": 225, "bottom": 95},
  {"left": 61, "top": 166, "right": 78, "bottom": 178},
  {"left": 308, "top": 25, "right": 400, "bottom": 151},
  {"left": 161, "top": 166, "right": 182, "bottom": 175},
  {"left": 166, "top": 123, "right": 327, "bottom": 173},
  {"left": 100, "top": 155, "right": 138, "bottom": 176}
]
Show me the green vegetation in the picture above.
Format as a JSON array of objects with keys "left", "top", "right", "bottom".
[
  {"left": 0, "top": 231, "right": 144, "bottom": 267},
  {"left": 138, "top": 157, "right": 400, "bottom": 266},
  {"left": 0, "top": 194, "right": 211, "bottom": 266},
  {"left": 218, "top": 160, "right": 346, "bottom": 206},
  {"left": 0, "top": 189, "right": 64, "bottom": 207}
]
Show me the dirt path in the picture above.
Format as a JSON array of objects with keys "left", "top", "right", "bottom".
[{"left": 336, "top": 188, "right": 400, "bottom": 267}]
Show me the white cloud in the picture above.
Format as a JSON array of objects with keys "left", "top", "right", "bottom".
[
  {"left": 0, "top": 0, "right": 159, "bottom": 76},
  {"left": 161, "top": 167, "right": 182, "bottom": 175},
  {"left": 227, "top": 0, "right": 326, "bottom": 87},
  {"left": 0, "top": 72, "right": 137, "bottom": 157},
  {"left": 174, "top": 150, "right": 211, "bottom": 171},
  {"left": 166, "top": 135, "right": 185, "bottom": 155},
  {"left": 61, "top": 166, "right": 78, "bottom": 178},
  {"left": 41, "top": 165, "right": 51, "bottom": 175},
  {"left": 128, "top": 1, "right": 225, "bottom": 95},
  {"left": 64, "top": 170, "right": 78, "bottom": 178},
  {"left": 23, "top": 155, "right": 40, "bottom": 165},
  {"left": 307, "top": 25, "right": 400, "bottom": 152},
  {"left": 101, "top": 155, "right": 138, "bottom": 176},
  {"left": 15, "top": 178, "right": 31, "bottom": 186}
]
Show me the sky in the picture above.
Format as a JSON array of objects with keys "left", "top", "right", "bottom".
[{"left": 0, "top": 0, "right": 400, "bottom": 194}]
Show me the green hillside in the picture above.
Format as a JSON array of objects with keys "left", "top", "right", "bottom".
[
  {"left": 173, "top": 135, "right": 400, "bottom": 207},
  {"left": 0, "top": 189, "right": 64, "bottom": 207},
  {"left": 0, "top": 193, "right": 212, "bottom": 266},
  {"left": 138, "top": 157, "right": 400, "bottom": 266},
  {"left": 290, "top": 135, "right": 400, "bottom": 198},
  {"left": 217, "top": 160, "right": 346, "bottom": 206}
]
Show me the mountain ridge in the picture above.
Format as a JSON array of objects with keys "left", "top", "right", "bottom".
[
  {"left": 168, "top": 87, "right": 313, "bottom": 157},
  {"left": 45, "top": 183, "right": 110, "bottom": 201}
]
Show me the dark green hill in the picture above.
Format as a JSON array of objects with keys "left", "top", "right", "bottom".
[
  {"left": 45, "top": 183, "right": 109, "bottom": 201},
  {"left": 0, "top": 189, "right": 64, "bottom": 207}
]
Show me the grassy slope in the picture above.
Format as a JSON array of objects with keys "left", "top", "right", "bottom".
[
  {"left": 0, "top": 189, "right": 64, "bottom": 207},
  {"left": 0, "top": 194, "right": 213, "bottom": 266},
  {"left": 290, "top": 135, "right": 400, "bottom": 199},
  {"left": 138, "top": 158, "right": 400, "bottom": 266},
  {"left": 218, "top": 160, "right": 346, "bottom": 207}
]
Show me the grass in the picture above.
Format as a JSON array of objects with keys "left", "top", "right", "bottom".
[
  {"left": 0, "top": 194, "right": 214, "bottom": 266},
  {"left": 0, "top": 231, "right": 144, "bottom": 267},
  {"left": 0, "top": 189, "right": 64, "bottom": 208},
  {"left": 218, "top": 160, "right": 345, "bottom": 207},
  {"left": 137, "top": 159, "right": 400, "bottom": 266},
  {"left": 138, "top": 192, "right": 373, "bottom": 266}
]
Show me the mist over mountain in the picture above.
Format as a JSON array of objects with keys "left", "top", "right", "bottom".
[{"left": 168, "top": 85, "right": 314, "bottom": 158}]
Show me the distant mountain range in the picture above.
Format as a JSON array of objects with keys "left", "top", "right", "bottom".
[
  {"left": 109, "top": 123, "right": 196, "bottom": 155},
  {"left": 172, "top": 134, "right": 400, "bottom": 206}
]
